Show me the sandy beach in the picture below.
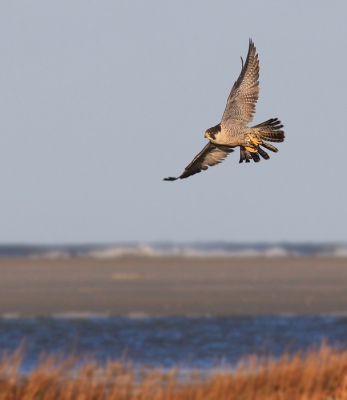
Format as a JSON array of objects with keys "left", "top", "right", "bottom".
[{"left": 1, "top": 256, "right": 347, "bottom": 317}]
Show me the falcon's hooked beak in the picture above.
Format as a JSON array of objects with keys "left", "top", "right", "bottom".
[{"left": 204, "top": 132, "right": 210, "bottom": 139}]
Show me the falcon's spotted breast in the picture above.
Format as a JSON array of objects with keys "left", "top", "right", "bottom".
[{"left": 164, "top": 39, "right": 285, "bottom": 181}]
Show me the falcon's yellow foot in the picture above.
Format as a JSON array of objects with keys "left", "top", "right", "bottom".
[
  {"left": 244, "top": 146, "right": 258, "bottom": 153},
  {"left": 248, "top": 134, "right": 262, "bottom": 146}
]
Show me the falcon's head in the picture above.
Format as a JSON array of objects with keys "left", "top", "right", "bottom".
[{"left": 205, "top": 123, "right": 221, "bottom": 141}]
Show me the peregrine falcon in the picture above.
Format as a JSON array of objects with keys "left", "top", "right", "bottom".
[{"left": 164, "top": 39, "right": 285, "bottom": 181}]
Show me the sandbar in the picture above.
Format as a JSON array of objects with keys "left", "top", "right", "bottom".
[{"left": 0, "top": 256, "right": 347, "bottom": 316}]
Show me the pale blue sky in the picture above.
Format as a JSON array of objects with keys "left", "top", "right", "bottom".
[{"left": 0, "top": 1, "right": 346, "bottom": 243}]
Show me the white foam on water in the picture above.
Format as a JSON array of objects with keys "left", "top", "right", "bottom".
[
  {"left": 332, "top": 247, "right": 347, "bottom": 257},
  {"left": 2, "top": 243, "right": 347, "bottom": 259},
  {"left": 29, "top": 251, "right": 71, "bottom": 259},
  {"left": 89, "top": 244, "right": 160, "bottom": 258},
  {"left": 263, "top": 246, "right": 289, "bottom": 257}
]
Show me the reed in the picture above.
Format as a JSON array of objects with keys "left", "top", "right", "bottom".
[{"left": 0, "top": 343, "right": 347, "bottom": 399}]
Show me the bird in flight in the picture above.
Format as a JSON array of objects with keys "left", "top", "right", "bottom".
[{"left": 164, "top": 39, "right": 284, "bottom": 181}]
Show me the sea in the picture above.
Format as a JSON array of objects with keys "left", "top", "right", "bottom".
[
  {"left": 1, "top": 242, "right": 347, "bottom": 373},
  {"left": 1, "top": 316, "right": 347, "bottom": 374}
]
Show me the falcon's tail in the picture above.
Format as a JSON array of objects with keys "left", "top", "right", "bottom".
[
  {"left": 239, "top": 118, "right": 285, "bottom": 163},
  {"left": 252, "top": 118, "right": 285, "bottom": 143}
]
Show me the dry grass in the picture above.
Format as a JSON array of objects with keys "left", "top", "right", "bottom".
[{"left": 1, "top": 344, "right": 347, "bottom": 399}]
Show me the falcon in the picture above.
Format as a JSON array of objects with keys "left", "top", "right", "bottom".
[{"left": 164, "top": 39, "right": 285, "bottom": 181}]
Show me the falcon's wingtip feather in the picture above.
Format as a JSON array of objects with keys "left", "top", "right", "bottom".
[{"left": 163, "top": 177, "right": 178, "bottom": 181}]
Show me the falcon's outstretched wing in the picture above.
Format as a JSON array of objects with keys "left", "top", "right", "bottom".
[
  {"left": 221, "top": 39, "right": 259, "bottom": 126},
  {"left": 164, "top": 142, "right": 234, "bottom": 181}
]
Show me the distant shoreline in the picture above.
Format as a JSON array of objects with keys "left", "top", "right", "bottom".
[
  {"left": 0, "top": 242, "right": 346, "bottom": 258},
  {"left": 1, "top": 256, "right": 347, "bottom": 317}
]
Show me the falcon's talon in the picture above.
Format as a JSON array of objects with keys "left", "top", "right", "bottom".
[
  {"left": 248, "top": 135, "right": 262, "bottom": 146},
  {"left": 244, "top": 146, "right": 258, "bottom": 153}
]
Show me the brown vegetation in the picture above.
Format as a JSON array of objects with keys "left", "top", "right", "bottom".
[{"left": 1, "top": 344, "right": 347, "bottom": 399}]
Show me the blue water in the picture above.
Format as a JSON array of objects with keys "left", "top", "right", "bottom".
[{"left": 0, "top": 316, "right": 347, "bottom": 372}]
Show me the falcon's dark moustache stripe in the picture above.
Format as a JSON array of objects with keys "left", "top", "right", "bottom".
[{"left": 205, "top": 123, "right": 221, "bottom": 140}]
